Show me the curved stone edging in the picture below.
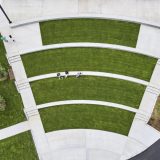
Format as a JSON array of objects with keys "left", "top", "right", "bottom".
[
  {"left": 10, "top": 13, "right": 160, "bottom": 29},
  {"left": 28, "top": 71, "right": 149, "bottom": 86},
  {"left": 21, "top": 42, "right": 158, "bottom": 59},
  {"left": 37, "top": 100, "right": 138, "bottom": 113}
]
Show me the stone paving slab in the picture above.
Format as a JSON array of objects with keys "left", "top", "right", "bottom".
[
  {"left": 12, "top": 23, "right": 42, "bottom": 53},
  {"left": 129, "top": 119, "right": 160, "bottom": 147},
  {"left": 2, "top": 0, "right": 160, "bottom": 25},
  {"left": 87, "top": 149, "right": 120, "bottom": 160},
  {"left": 137, "top": 25, "right": 160, "bottom": 58},
  {"left": 46, "top": 129, "right": 148, "bottom": 160},
  {"left": 46, "top": 129, "right": 127, "bottom": 157},
  {"left": 51, "top": 148, "right": 86, "bottom": 160}
]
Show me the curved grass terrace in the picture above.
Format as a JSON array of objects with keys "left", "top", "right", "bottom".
[
  {"left": 22, "top": 48, "right": 157, "bottom": 81},
  {"left": 39, "top": 104, "right": 135, "bottom": 136},
  {"left": 40, "top": 18, "right": 140, "bottom": 47},
  {"left": 0, "top": 131, "right": 38, "bottom": 160},
  {"left": 31, "top": 77, "right": 145, "bottom": 108},
  {"left": 0, "top": 40, "right": 25, "bottom": 129}
]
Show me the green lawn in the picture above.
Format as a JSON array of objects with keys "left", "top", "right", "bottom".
[
  {"left": 0, "top": 39, "right": 25, "bottom": 129},
  {"left": 0, "top": 131, "right": 38, "bottom": 160},
  {"left": 40, "top": 104, "right": 135, "bottom": 136},
  {"left": 22, "top": 48, "right": 157, "bottom": 81},
  {"left": 31, "top": 77, "right": 145, "bottom": 108},
  {"left": 40, "top": 18, "right": 140, "bottom": 47}
]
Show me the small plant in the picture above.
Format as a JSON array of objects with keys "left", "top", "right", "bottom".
[
  {"left": 0, "top": 95, "right": 6, "bottom": 111},
  {"left": 0, "top": 63, "right": 8, "bottom": 81}
]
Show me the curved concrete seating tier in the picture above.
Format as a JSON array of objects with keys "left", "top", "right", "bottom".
[
  {"left": 20, "top": 42, "right": 158, "bottom": 59},
  {"left": 37, "top": 100, "right": 137, "bottom": 113},
  {"left": 28, "top": 71, "right": 149, "bottom": 85},
  {"left": 10, "top": 14, "right": 160, "bottom": 28}
]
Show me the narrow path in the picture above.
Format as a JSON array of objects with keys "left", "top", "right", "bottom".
[
  {"left": 21, "top": 42, "right": 157, "bottom": 58},
  {"left": 10, "top": 13, "right": 160, "bottom": 29},
  {"left": 37, "top": 100, "right": 138, "bottom": 113},
  {"left": 28, "top": 71, "right": 149, "bottom": 86},
  {"left": 0, "top": 121, "right": 30, "bottom": 140}
]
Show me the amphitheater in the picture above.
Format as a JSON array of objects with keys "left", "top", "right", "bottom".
[{"left": 1, "top": 0, "right": 160, "bottom": 160}]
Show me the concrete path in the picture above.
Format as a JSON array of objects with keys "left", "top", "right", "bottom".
[
  {"left": 46, "top": 129, "right": 146, "bottom": 160},
  {"left": 6, "top": 54, "right": 53, "bottom": 159},
  {"left": 0, "top": 11, "right": 53, "bottom": 159},
  {"left": 28, "top": 71, "right": 149, "bottom": 86},
  {"left": 121, "top": 59, "right": 160, "bottom": 159},
  {"left": 2, "top": 0, "right": 160, "bottom": 26},
  {"left": 0, "top": 121, "right": 30, "bottom": 140},
  {"left": 12, "top": 23, "right": 42, "bottom": 52},
  {"left": 37, "top": 100, "right": 138, "bottom": 113},
  {"left": 21, "top": 42, "right": 157, "bottom": 58},
  {"left": 137, "top": 25, "right": 160, "bottom": 58}
]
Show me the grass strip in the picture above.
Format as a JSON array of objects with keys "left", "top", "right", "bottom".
[
  {"left": 0, "top": 38, "right": 25, "bottom": 129},
  {"left": 40, "top": 18, "right": 140, "bottom": 47},
  {"left": 40, "top": 104, "right": 135, "bottom": 136},
  {"left": 22, "top": 48, "right": 157, "bottom": 81},
  {"left": 31, "top": 76, "right": 145, "bottom": 108},
  {"left": 0, "top": 131, "right": 38, "bottom": 160}
]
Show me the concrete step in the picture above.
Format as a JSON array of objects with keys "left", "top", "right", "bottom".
[
  {"left": 146, "top": 86, "right": 160, "bottom": 95},
  {"left": 8, "top": 55, "right": 21, "bottom": 64},
  {"left": 15, "top": 80, "right": 30, "bottom": 93},
  {"left": 24, "top": 107, "right": 39, "bottom": 119},
  {"left": 136, "top": 113, "right": 150, "bottom": 122}
]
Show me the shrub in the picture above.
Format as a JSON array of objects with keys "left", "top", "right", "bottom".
[{"left": 0, "top": 95, "right": 6, "bottom": 111}]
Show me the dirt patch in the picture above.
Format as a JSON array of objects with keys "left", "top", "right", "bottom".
[{"left": 148, "top": 96, "right": 160, "bottom": 131}]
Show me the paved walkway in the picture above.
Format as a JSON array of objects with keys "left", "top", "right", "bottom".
[
  {"left": 137, "top": 25, "right": 160, "bottom": 58},
  {"left": 0, "top": 12, "right": 53, "bottom": 160},
  {"left": 28, "top": 71, "right": 149, "bottom": 85},
  {"left": 46, "top": 130, "right": 132, "bottom": 160},
  {"left": 37, "top": 100, "right": 138, "bottom": 113},
  {"left": 21, "top": 42, "right": 158, "bottom": 58},
  {"left": 121, "top": 59, "right": 160, "bottom": 159},
  {"left": 2, "top": 0, "right": 160, "bottom": 26},
  {"left": 0, "top": 121, "right": 30, "bottom": 140},
  {"left": 46, "top": 129, "right": 146, "bottom": 160}
]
